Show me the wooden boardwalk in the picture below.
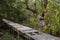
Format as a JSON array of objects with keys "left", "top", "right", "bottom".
[{"left": 3, "top": 19, "right": 60, "bottom": 40}]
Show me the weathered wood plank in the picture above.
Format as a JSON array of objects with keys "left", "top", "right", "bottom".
[{"left": 3, "top": 19, "right": 60, "bottom": 40}]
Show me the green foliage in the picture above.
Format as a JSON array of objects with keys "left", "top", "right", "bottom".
[
  {"left": 29, "top": 18, "right": 37, "bottom": 28},
  {"left": 0, "top": 0, "right": 60, "bottom": 37},
  {"left": 3, "top": 32, "right": 12, "bottom": 40},
  {"left": 16, "top": 35, "right": 23, "bottom": 40},
  {"left": 0, "top": 32, "right": 23, "bottom": 40},
  {"left": 43, "top": 0, "right": 60, "bottom": 36}
]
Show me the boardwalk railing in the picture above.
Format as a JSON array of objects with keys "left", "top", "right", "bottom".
[{"left": 2, "top": 19, "right": 60, "bottom": 40}]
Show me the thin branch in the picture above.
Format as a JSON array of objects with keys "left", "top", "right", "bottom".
[
  {"left": 25, "top": 0, "right": 37, "bottom": 13},
  {"left": 44, "top": 0, "right": 48, "bottom": 8}
]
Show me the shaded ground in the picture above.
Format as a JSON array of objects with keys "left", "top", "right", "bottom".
[
  {"left": 0, "top": 28, "right": 16, "bottom": 40},
  {"left": 0, "top": 27, "right": 23, "bottom": 40},
  {"left": 0, "top": 20, "right": 23, "bottom": 40}
]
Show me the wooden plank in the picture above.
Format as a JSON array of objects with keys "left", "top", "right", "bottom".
[{"left": 3, "top": 19, "right": 60, "bottom": 40}]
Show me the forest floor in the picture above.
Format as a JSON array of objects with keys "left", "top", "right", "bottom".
[
  {"left": 0, "top": 22, "right": 22, "bottom": 40},
  {"left": 0, "top": 27, "right": 17, "bottom": 40}
]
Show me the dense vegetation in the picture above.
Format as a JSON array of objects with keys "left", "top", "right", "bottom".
[
  {"left": 0, "top": 28, "right": 23, "bottom": 40},
  {"left": 0, "top": 0, "right": 60, "bottom": 38}
]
